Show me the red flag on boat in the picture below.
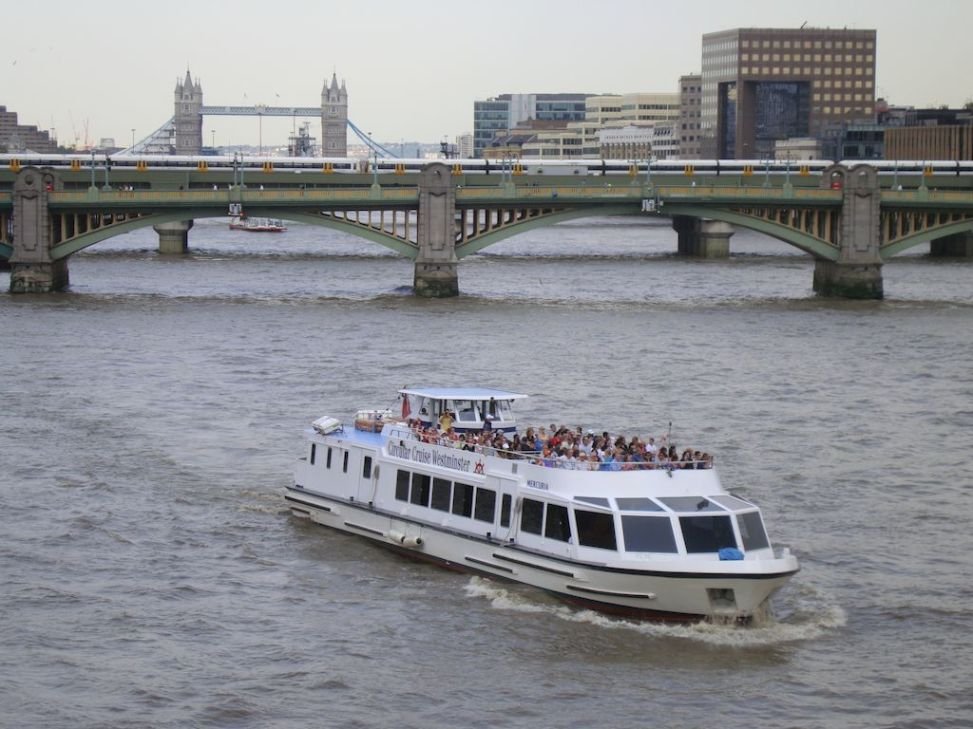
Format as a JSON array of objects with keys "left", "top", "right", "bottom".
[{"left": 401, "top": 394, "right": 411, "bottom": 420}]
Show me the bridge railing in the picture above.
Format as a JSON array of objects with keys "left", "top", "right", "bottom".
[
  {"left": 456, "top": 185, "right": 644, "bottom": 202},
  {"left": 658, "top": 185, "right": 843, "bottom": 203},
  {"left": 880, "top": 188, "right": 973, "bottom": 207},
  {"left": 46, "top": 188, "right": 420, "bottom": 206}
]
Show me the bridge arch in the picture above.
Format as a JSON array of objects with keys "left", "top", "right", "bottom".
[
  {"left": 455, "top": 205, "right": 640, "bottom": 257},
  {"left": 658, "top": 204, "right": 840, "bottom": 260},
  {"left": 50, "top": 209, "right": 420, "bottom": 259},
  {"left": 882, "top": 218, "right": 973, "bottom": 259}
]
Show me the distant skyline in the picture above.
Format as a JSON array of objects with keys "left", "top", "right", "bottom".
[{"left": 4, "top": 0, "right": 972, "bottom": 149}]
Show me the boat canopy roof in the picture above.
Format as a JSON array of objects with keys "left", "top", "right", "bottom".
[{"left": 399, "top": 387, "right": 529, "bottom": 402}]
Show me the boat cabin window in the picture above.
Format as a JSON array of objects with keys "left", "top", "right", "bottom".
[
  {"left": 452, "top": 482, "right": 474, "bottom": 518},
  {"left": 737, "top": 511, "right": 770, "bottom": 550},
  {"left": 621, "top": 515, "right": 679, "bottom": 553},
  {"left": 310, "top": 443, "right": 316, "bottom": 465},
  {"left": 616, "top": 497, "right": 663, "bottom": 512},
  {"left": 500, "top": 494, "right": 512, "bottom": 527},
  {"left": 395, "top": 469, "right": 410, "bottom": 501},
  {"left": 679, "top": 515, "right": 738, "bottom": 553},
  {"left": 453, "top": 401, "right": 479, "bottom": 423},
  {"left": 342, "top": 451, "right": 349, "bottom": 474},
  {"left": 362, "top": 456, "right": 372, "bottom": 479},
  {"left": 660, "top": 497, "right": 724, "bottom": 513},
  {"left": 431, "top": 478, "right": 451, "bottom": 511},
  {"left": 327, "top": 447, "right": 333, "bottom": 469},
  {"left": 708, "top": 494, "right": 756, "bottom": 511},
  {"left": 410, "top": 473, "right": 431, "bottom": 507},
  {"left": 576, "top": 496, "right": 610, "bottom": 508},
  {"left": 521, "top": 498, "right": 544, "bottom": 535},
  {"left": 575, "top": 509, "right": 617, "bottom": 550},
  {"left": 521, "top": 499, "right": 572, "bottom": 542},
  {"left": 474, "top": 487, "right": 496, "bottom": 523},
  {"left": 545, "top": 504, "right": 572, "bottom": 542}
]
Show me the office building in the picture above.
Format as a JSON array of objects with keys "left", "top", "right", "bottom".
[
  {"left": 0, "top": 106, "right": 58, "bottom": 153},
  {"left": 473, "top": 93, "right": 590, "bottom": 156},
  {"left": 700, "top": 27, "right": 877, "bottom": 158},
  {"left": 678, "top": 74, "right": 703, "bottom": 158},
  {"left": 883, "top": 108, "right": 973, "bottom": 160}
]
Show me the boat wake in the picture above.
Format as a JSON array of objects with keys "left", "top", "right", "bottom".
[{"left": 463, "top": 576, "right": 845, "bottom": 647}]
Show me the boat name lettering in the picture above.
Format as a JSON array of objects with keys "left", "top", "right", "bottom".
[
  {"left": 388, "top": 443, "right": 474, "bottom": 473},
  {"left": 526, "top": 479, "right": 549, "bottom": 491}
]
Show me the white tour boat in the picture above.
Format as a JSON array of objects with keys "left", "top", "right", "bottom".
[
  {"left": 229, "top": 215, "right": 287, "bottom": 232},
  {"left": 286, "top": 387, "right": 799, "bottom": 622}
]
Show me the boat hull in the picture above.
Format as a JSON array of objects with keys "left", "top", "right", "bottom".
[{"left": 285, "top": 485, "right": 798, "bottom": 622}]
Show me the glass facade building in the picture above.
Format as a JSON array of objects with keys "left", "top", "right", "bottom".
[{"left": 473, "top": 93, "right": 590, "bottom": 157}]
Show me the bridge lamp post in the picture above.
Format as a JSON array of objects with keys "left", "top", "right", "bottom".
[
  {"left": 89, "top": 150, "right": 96, "bottom": 191},
  {"left": 231, "top": 151, "right": 246, "bottom": 188},
  {"left": 369, "top": 132, "right": 379, "bottom": 189}
]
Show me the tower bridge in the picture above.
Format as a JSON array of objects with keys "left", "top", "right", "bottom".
[
  {"left": 3, "top": 161, "right": 973, "bottom": 298},
  {"left": 128, "top": 69, "right": 374, "bottom": 158}
]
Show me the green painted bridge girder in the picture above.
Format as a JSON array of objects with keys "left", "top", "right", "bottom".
[
  {"left": 882, "top": 218, "right": 973, "bottom": 259},
  {"left": 659, "top": 204, "right": 841, "bottom": 260},
  {"left": 50, "top": 208, "right": 420, "bottom": 260},
  {"left": 6, "top": 182, "right": 973, "bottom": 261},
  {"left": 46, "top": 187, "right": 419, "bottom": 208},
  {"left": 455, "top": 205, "right": 641, "bottom": 257}
]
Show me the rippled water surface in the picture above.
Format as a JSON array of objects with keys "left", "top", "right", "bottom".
[{"left": 2, "top": 218, "right": 972, "bottom": 728}]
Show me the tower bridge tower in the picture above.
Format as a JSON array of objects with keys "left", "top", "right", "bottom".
[
  {"left": 321, "top": 72, "right": 348, "bottom": 157},
  {"left": 174, "top": 70, "right": 203, "bottom": 155}
]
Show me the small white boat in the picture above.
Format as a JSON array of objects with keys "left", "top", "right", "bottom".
[
  {"left": 229, "top": 215, "right": 287, "bottom": 232},
  {"left": 286, "top": 387, "right": 799, "bottom": 622}
]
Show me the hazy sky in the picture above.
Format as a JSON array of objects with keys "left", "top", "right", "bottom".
[{"left": 3, "top": 0, "right": 971, "bottom": 149}]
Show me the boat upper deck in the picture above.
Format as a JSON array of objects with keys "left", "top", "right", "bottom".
[{"left": 306, "top": 417, "right": 729, "bottom": 504}]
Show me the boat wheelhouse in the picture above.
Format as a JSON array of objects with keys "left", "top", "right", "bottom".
[
  {"left": 287, "top": 387, "right": 799, "bottom": 622},
  {"left": 400, "top": 387, "right": 527, "bottom": 434}
]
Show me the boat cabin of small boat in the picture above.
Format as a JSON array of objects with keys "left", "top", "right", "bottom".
[
  {"left": 229, "top": 215, "right": 287, "bottom": 232},
  {"left": 287, "top": 387, "right": 799, "bottom": 622}
]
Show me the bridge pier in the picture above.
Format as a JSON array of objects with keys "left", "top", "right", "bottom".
[
  {"left": 414, "top": 163, "right": 458, "bottom": 297},
  {"left": 9, "top": 167, "right": 69, "bottom": 293},
  {"left": 813, "top": 164, "right": 883, "bottom": 299},
  {"left": 812, "top": 260, "right": 883, "bottom": 299},
  {"left": 154, "top": 220, "right": 194, "bottom": 254},
  {"left": 672, "top": 216, "right": 733, "bottom": 258},
  {"left": 930, "top": 231, "right": 973, "bottom": 257}
]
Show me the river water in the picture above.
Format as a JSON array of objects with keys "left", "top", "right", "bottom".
[{"left": 1, "top": 217, "right": 971, "bottom": 728}]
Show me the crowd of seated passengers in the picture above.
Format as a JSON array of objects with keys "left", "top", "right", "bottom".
[{"left": 404, "top": 418, "right": 712, "bottom": 470}]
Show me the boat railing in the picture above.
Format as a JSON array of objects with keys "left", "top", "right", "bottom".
[{"left": 400, "top": 426, "right": 712, "bottom": 471}]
